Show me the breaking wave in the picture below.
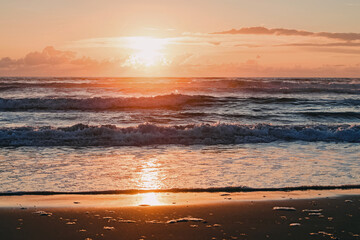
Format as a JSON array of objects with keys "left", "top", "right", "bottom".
[{"left": 1, "top": 123, "right": 359, "bottom": 146}]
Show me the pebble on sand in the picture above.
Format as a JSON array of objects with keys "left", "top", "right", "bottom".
[{"left": 33, "top": 211, "right": 53, "bottom": 216}]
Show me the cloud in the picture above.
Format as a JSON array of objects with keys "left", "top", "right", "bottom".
[
  {"left": 212, "top": 27, "right": 360, "bottom": 41},
  {"left": 0, "top": 46, "right": 196, "bottom": 77},
  {"left": 301, "top": 47, "right": 360, "bottom": 55},
  {"left": 72, "top": 35, "right": 223, "bottom": 49},
  {"left": 278, "top": 42, "right": 360, "bottom": 47},
  {"left": 175, "top": 61, "right": 360, "bottom": 78},
  {"left": 0, "top": 57, "right": 16, "bottom": 68},
  {"left": 23, "top": 46, "right": 76, "bottom": 65},
  {"left": 274, "top": 42, "right": 360, "bottom": 54},
  {"left": 0, "top": 46, "right": 121, "bottom": 76},
  {"left": 0, "top": 46, "right": 81, "bottom": 68}
]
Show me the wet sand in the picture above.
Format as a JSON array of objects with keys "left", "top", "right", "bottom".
[{"left": 1, "top": 191, "right": 360, "bottom": 240}]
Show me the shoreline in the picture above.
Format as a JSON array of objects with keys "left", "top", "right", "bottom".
[
  {"left": 1, "top": 189, "right": 359, "bottom": 208},
  {"left": 0, "top": 190, "right": 359, "bottom": 239},
  {"left": 2, "top": 184, "right": 360, "bottom": 196}
]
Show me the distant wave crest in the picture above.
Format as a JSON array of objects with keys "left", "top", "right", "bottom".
[
  {"left": 1, "top": 77, "right": 360, "bottom": 95},
  {"left": 1, "top": 123, "right": 359, "bottom": 146},
  {"left": 1, "top": 95, "right": 359, "bottom": 111}
]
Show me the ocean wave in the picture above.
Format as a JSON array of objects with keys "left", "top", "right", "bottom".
[
  {"left": 1, "top": 77, "right": 360, "bottom": 95},
  {"left": 0, "top": 95, "right": 216, "bottom": 111},
  {"left": 299, "top": 111, "right": 360, "bottom": 119},
  {"left": 1, "top": 95, "right": 359, "bottom": 111},
  {"left": 1, "top": 123, "right": 359, "bottom": 146}
]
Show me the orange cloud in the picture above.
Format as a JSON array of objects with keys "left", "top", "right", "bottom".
[
  {"left": 213, "top": 27, "right": 360, "bottom": 41},
  {"left": 0, "top": 46, "right": 121, "bottom": 76},
  {"left": 278, "top": 42, "right": 360, "bottom": 47},
  {"left": 174, "top": 61, "right": 360, "bottom": 78},
  {"left": 24, "top": 46, "right": 76, "bottom": 65}
]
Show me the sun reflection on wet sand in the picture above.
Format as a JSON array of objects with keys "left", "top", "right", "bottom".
[{"left": 137, "top": 192, "right": 163, "bottom": 206}]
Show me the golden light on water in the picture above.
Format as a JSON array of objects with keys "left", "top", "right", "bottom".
[
  {"left": 139, "top": 157, "right": 162, "bottom": 190},
  {"left": 122, "top": 37, "right": 170, "bottom": 68}
]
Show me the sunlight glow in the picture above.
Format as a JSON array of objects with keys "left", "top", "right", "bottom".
[{"left": 122, "top": 37, "right": 170, "bottom": 68}]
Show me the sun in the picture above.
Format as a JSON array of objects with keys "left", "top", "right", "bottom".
[{"left": 123, "top": 37, "right": 170, "bottom": 68}]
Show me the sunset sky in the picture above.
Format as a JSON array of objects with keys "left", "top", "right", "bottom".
[{"left": 1, "top": 0, "right": 360, "bottom": 77}]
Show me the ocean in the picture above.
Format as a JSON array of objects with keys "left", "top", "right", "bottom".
[{"left": 0, "top": 77, "right": 359, "bottom": 193}]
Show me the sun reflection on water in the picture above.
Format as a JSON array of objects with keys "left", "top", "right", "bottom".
[
  {"left": 139, "top": 157, "right": 162, "bottom": 190},
  {"left": 132, "top": 157, "right": 166, "bottom": 205}
]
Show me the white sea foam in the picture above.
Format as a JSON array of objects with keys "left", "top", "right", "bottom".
[{"left": 166, "top": 217, "right": 206, "bottom": 224}]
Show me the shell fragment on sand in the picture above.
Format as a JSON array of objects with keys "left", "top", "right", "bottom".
[
  {"left": 308, "top": 213, "right": 322, "bottom": 216},
  {"left": 33, "top": 211, "right": 52, "bottom": 216},
  {"left": 118, "top": 219, "right": 136, "bottom": 223},
  {"left": 166, "top": 217, "right": 206, "bottom": 224},
  {"left": 103, "top": 226, "right": 115, "bottom": 230},
  {"left": 272, "top": 207, "right": 296, "bottom": 211},
  {"left": 302, "top": 209, "right": 323, "bottom": 213},
  {"left": 66, "top": 222, "right": 76, "bottom": 225},
  {"left": 146, "top": 220, "right": 163, "bottom": 224}
]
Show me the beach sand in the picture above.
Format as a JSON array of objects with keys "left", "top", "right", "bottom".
[{"left": 1, "top": 190, "right": 359, "bottom": 240}]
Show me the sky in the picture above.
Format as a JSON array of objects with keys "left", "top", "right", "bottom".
[{"left": 1, "top": 0, "right": 360, "bottom": 77}]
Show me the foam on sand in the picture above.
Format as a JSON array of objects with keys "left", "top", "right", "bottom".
[
  {"left": 166, "top": 217, "right": 207, "bottom": 224},
  {"left": 272, "top": 207, "right": 296, "bottom": 211}
]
